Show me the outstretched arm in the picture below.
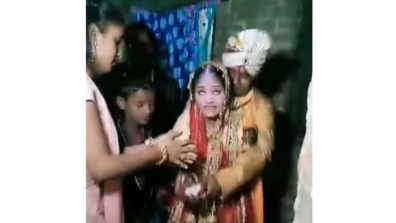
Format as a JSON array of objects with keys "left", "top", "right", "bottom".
[
  {"left": 86, "top": 78, "right": 164, "bottom": 183},
  {"left": 87, "top": 102, "right": 164, "bottom": 183},
  {"left": 215, "top": 96, "right": 274, "bottom": 199}
]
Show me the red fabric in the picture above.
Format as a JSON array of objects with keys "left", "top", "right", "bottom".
[
  {"left": 190, "top": 102, "right": 208, "bottom": 159},
  {"left": 215, "top": 150, "right": 256, "bottom": 223},
  {"left": 216, "top": 195, "right": 255, "bottom": 223}
]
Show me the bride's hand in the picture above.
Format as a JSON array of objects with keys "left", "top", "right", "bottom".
[
  {"left": 155, "top": 130, "right": 197, "bottom": 169},
  {"left": 199, "top": 175, "right": 222, "bottom": 200}
]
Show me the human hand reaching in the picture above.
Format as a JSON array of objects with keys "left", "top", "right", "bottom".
[
  {"left": 155, "top": 130, "right": 197, "bottom": 169},
  {"left": 199, "top": 175, "right": 222, "bottom": 200},
  {"left": 178, "top": 174, "right": 222, "bottom": 206}
]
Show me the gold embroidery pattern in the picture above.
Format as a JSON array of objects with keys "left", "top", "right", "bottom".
[{"left": 227, "top": 110, "right": 242, "bottom": 165}]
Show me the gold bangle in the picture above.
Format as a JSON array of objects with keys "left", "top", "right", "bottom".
[
  {"left": 145, "top": 138, "right": 168, "bottom": 166},
  {"left": 156, "top": 145, "right": 168, "bottom": 166}
]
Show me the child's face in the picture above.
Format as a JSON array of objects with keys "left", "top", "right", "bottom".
[{"left": 117, "top": 89, "right": 155, "bottom": 125}]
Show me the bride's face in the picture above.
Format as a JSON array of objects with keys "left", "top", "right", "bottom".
[{"left": 193, "top": 71, "right": 225, "bottom": 119}]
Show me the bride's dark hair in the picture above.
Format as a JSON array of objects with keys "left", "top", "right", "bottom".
[{"left": 188, "top": 63, "right": 233, "bottom": 110}]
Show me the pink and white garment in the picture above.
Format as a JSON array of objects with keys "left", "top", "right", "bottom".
[
  {"left": 292, "top": 81, "right": 312, "bottom": 223},
  {"left": 86, "top": 74, "right": 123, "bottom": 223}
]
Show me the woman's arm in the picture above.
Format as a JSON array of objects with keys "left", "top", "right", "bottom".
[
  {"left": 86, "top": 102, "right": 163, "bottom": 183},
  {"left": 214, "top": 94, "right": 274, "bottom": 198}
]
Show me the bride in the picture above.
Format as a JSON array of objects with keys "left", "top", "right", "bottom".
[{"left": 166, "top": 61, "right": 270, "bottom": 223}]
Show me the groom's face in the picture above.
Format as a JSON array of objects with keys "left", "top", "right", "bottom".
[{"left": 229, "top": 66, "right": 253, "bottom": 96}]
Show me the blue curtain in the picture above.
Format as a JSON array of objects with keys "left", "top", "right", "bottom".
[{"left": 132, "top": 0, "right": 218, "bottom": 91}]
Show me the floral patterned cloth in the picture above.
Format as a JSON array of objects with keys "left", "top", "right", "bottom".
[{"left": 132, "top": 0, "right": 219, "bottom": 91}]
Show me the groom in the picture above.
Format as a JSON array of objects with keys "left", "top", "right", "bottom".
[{"left": 215, "top": 29, "right": 275, "bottom": 222}]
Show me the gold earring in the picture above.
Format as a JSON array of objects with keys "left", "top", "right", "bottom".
[
  {"left": 91, "top": 31, "right": 98, "bottom": 63},
  {"left": 113, "top": 51, "right": 121, "bottom": 65},
  {"left": 116, "top": 51, "right": 121, "bottom": 61},
  {"left": 90, "top": 41, "right": 97, "bottom": 64}
]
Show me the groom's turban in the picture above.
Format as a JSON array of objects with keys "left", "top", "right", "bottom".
[{"left": 222, "top": 29, "right": 271, "bottom": 78}]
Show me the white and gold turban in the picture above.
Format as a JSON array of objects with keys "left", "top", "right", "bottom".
[{"left": 222, "top": 29, "right": 271, "bottom": 77}]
